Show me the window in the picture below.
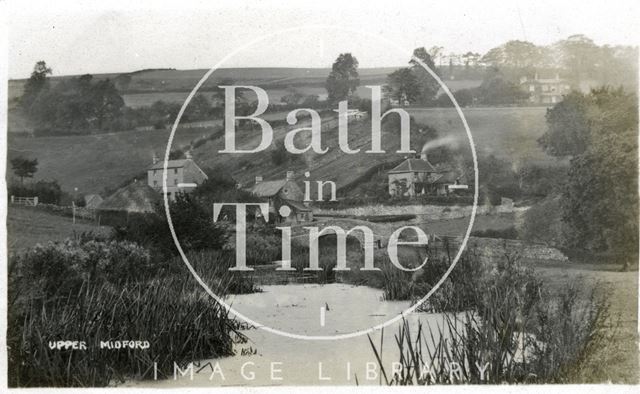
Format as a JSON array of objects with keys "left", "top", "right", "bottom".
[
  {"left": 174, "top": 168, "right": 178, "bottom": 174},
  {"left": 174, "top": 179, "right": 178, "bottom": 185},
  {"left": 153, "top": 170, "right": 157, "bottom": 175},
  {"left": 153, "top": 180, "right": 158, "bottom": 186},
  {"left": 529, "top": 85, "right": 535, "bottom": 92}
]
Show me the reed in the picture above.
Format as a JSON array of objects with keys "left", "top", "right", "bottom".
[
  {"left": 7, "top": 240, "right": 255, "bottom": 387},
  {"left": 368, "top": 254, "right": 611, "bottom": 384}
]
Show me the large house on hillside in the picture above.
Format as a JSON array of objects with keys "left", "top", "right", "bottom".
[
  {"left": 246, "top": 171, "right": 312, "bottom": 223},
  {"left": 388, "top": 153, "right": 468, "bottom": 197},
  {"left": 147, "top": 152, "right": 208, "bottom": 201},
  {"left": 520, "top": 73, "right": 571, "bottom": 105}
]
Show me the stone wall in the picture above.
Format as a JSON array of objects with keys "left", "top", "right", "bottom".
[{"left": 447, "top": 236, "right": 568, "bottom": 263}]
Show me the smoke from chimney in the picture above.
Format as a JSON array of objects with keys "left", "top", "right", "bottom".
[{"left": 420, "top": 135, "right": 460, "bottom": 155}]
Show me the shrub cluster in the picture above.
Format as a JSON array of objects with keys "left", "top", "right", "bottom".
[{"left": 7, "top": 238, "right": 252, "bottom": 387}]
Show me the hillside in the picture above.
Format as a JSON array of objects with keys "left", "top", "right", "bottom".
[
  {"left": 8, "top": 66, "right": 482, "bottom": 111},
  {"left": 6, "top": 106, "right": 551, "bottom": 196},
  {"left": 189, "top": 106, "right": 552, "bottom": 194},
  {"left": 6, "top": 128, "right": 211, "bottom": 195}
]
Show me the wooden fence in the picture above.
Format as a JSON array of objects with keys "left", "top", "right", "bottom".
[{"left": 10, "top": 196, "right": 39, "bottom": 206}]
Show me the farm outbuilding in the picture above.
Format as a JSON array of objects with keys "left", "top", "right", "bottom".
[
  {"left": 96, "top": 181, "right": 160, "bottom": 227},
  {"left": 83, "top": 194, "right": 103, "bottom": 209}
]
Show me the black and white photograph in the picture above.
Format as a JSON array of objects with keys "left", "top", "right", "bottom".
[{"left": 1, "top": 0, "right": 638, "bottom": 390}]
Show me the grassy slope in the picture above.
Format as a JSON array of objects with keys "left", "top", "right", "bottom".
[
  {"left": 6, "top": 106, "right": 550, "bottom": 196},
  {"left": 191, "top": 106, "right": 551, "bottom": 190},
  {"left": 6, "top": 128, "right": 210, "bottom": 194},
  {"left": 408, "top": 106, "right": 553, "bottom": 164},
  {"left": 7, "top": 206, "right": 111, "bottom": 253}
]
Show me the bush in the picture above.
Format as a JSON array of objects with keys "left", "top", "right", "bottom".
[
  {"left": 113, "top": 193, "right": 227, "bottom": 258},
  {"left": 471, "top": 226, "right": 519, "bottom": 240},
  {"left": 10, "top": 239, "right": 152, "bottom": 300},
  {"left": 521, "top": 195, "right": 565, "bottom": 247}
]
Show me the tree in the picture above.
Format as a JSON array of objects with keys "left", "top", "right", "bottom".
[
  {"left": 538, "top": 91, "right": 591, "bottom": 157},
  {"left": 539, "top": 87, "right": 638, "bottom": 158},
  {"left": 11, "top": 156, "right": 38, "bottom": 184},
  {"left": 28, "top": 74, "right": 125, "bottom": 134},
  {"left": 114, "top": 73, "right": 132, "bottom": 91},
  {"left": 481, "top": 40, "right": 541, "bottom": 68},
  {"left": 428, "top": 46, "right": 444, "bottom": 66},
  {"left": 461, "top": 52, "right": 481, "bottom": 68},
  {"left": 184, "top": 94, "right": 212, "bottom": 121},
  {"left": 212, "top": 78, "right": 244, "bottom": 106},
  {"left": 548, "top": 88, "right": 638, "bottom": 257},
  {"left": 280, "top": 86, "right": 304, "bottom": 106},
  {"left": 325, "top": 53, "right": 360, "bottom": 103},
  {"left": 301, "top": 94, "right": 320, "bottom": 107},
  {"left": 21, "top": 61, "right": 52, "bottom": 111},
  {"left": 410, "top": 47, "right": 440, "bottom": 104},
  {"left": 475, "top": 67, "right": 529, "bottom": 105},
  {"left": 553, "top": 34, "right": 600, "bottom": 83},
  {"left": 384, "top": 68, "right": 420, "bottom": 104}
]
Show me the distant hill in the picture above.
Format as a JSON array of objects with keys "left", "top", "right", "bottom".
[{"left": 8, "top": 66, "right": 398, "bottom": 97}]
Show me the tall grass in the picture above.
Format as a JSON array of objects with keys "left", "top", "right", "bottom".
[
  {"left": 7, "top": 239, "right": 256, "bottom": 387},
  {"left": 367, "top": 254, "right": 612, "bottom": 384}
]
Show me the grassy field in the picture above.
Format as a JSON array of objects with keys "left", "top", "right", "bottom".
[
  {"left": 408, "top": 106, "right": 554, "bottom": 165},
  {"left": 7, "top": 128, "right": 210, "bottom": 194},
  {"left": 121, "top": 79, "right": 482, "bottom": 108},
  {"left": 6, "top": 206, "right": 111, "bottom": 253},
  {"left": 10, "top": 66, "right": 481, "bottom": 110}
]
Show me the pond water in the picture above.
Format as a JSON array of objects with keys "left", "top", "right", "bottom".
[{"left": 124, "top": 283, "right": 450, "bottom": 387}]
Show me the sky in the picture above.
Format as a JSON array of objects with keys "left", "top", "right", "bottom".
[{"left": 7, "top": 0, "right": 639, "bottom": 79}]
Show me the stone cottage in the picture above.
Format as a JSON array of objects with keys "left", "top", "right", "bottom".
[
  {"left": 388, "top": 152, "right": 468, "bottom": 197},
  {"left": 246, "top": 171, "right": 313, "bottom": 223}
]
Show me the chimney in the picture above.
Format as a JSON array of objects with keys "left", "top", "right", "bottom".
[
  {"left": 255, "top": 176, "right": 263, "bottom": 184},
  {"left": 286, "top": 171, "right": 294, "bottom": 181},
  {"left": 185, "top": 150, "right": 192, "bottom": 160},
  {"left": 420, "top": 150, "right": 429, "bottom": 162},
  {"left": 152, "top": 153, "right": 159, "bottom": 164}
]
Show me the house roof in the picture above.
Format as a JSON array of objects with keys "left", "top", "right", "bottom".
[
  {"left": 388, "top": 158, "right": 438, "bottom": 174},
  {"left": 248, "top": 179, "right": 288, "bottom": 197},
  {"left": 84, "top": 194, "right": 103, "bottom": 207},
  {"left": 282, "top": 199, "right": 311, "bottom": 212},
  {"left": 147, "top": 159, "right": 189, "bottom": 170},
  {"left": 97, "top": 182, "right": 159, "bottom": 213}
]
